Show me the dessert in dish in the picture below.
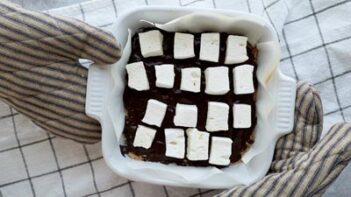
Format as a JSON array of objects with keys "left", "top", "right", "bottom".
[{"left": 121, "top": 27, "right": 257, "bottom": 167}]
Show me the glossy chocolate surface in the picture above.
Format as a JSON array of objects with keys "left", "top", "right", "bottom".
[{"left": 121, "top": 27, "right": 257, "bottom": 167}]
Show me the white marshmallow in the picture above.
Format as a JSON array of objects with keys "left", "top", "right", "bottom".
[
  {"left": 233, "top": 104, "right": 251, "bottom": 128},
  {"left": 174, "top": 33, "right": 195, "bottom": 59},
  {"left": 225, "top": 35, "right": 249, "bottom": 64},
  {"left": 205, "top": 66, "right": 230, "bottom": 95},
  {"left": 165, "top": 128, "right": 185, "bottom": 159},
  {"left": 186, "top": 128, "right": 210, "bottom": 161},
  {"left": 142, "top": 99, "right": 167, "bottom": 127},
  {"left": 180, "top": 67, "right": 201, "bottom": 93},
  {"left": 209, "top": 137, "right": 233, "bottom": 166},
  {"left": 200, "top": 33, "right": 220, "bottom": 62},
  {"left": 233, "top": 64, "right": 255, "bottom": 95},
  {"left": 126, "top": 61, "right": 149, "bottom": 91},
  {"left": 174, "top": 103, "right": 198, "bottom": 127},
  {"left": 133, "top": 125, "right": 157, "bottom": 149},
  {"left": 139, "top": 30, "right": 164, "bottom": 58},
  {"left": 206, "top": 102, "right": 229, "bottom": 132},
  {"left": 155, "top": 64, "right": 175, "bottom": 89}
]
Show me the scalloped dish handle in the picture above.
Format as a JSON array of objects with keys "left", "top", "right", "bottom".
[
  {"left": 275, "top": 71, "right": 296, "bottom": 136},
  {"left": 86, "top": 65, "right": 112, "bottom": 123}
]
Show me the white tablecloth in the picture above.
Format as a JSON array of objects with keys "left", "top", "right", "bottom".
[{"left": 0, "top": 0, "right": 350, "bottom": 196}]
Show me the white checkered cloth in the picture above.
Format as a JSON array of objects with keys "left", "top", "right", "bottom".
[{"left": 0, "top": 0, "right": 350, "bottom": 196}]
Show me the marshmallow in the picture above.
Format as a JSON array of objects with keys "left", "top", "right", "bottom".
[
  {"left": 206, "top": 102, "right": 229, "bottom": 132},
  {"left": 155, "top": 64, "right": 175, "bottom": 89},
  {"left": 133, "top": 125, "right": 157, "bottom": 149},
  {"left": 205, "top": 66, "right": 230, "bottom": 95},
  {"left": 165, "top": 128, "right": 185, "bottom": 159},
  {"left": 225, "top": 35, "right": 249, "bottom": 64},
  {"left": 186, "top": 128, "right": 210, "bottom": 161},
  {"left": 180, "top": 67, "right": 201, "bottom": 93},
  {"left": 142, "top": 99, "right": 167, "bottom": 127},
  {"left": 174, "top": 33, "right": 195, "bottom": 59},
  {"left": 233, "top": 64, "right": 255, "bottom": 95},
  {"left": 200, "top": 33, "right": 220, "bottom": 62},
  {"left": 209, "top": 137, "right": 233, "bottom": 166},
  {"left": 139, "top": 30, "right": 164, "bottom": 58},
  {"left": 174, "top": 103, "right": 198, "bottom": 127},
  {"left": 125, "top": 61, "right": 149, "bottom": 91},
  {"left": 233, "top": 104, "right": 251, "bottom": 128}
]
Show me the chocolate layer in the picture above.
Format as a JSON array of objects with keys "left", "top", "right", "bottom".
[{"left": 121, "top": 27, "right": 257, "bottom": 167}]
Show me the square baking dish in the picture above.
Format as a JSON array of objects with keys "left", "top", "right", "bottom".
[{"left": 86, "top": 6, "right": 296, "bottom": 189}]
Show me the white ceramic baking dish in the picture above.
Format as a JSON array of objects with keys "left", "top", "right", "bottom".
[{"left": 85, "top": 6, "right": 296, "bottom": 189}]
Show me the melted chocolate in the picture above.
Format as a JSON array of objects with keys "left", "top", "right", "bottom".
[{"left": 120, "top": 27, "right": 257, "bottom": 167}]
